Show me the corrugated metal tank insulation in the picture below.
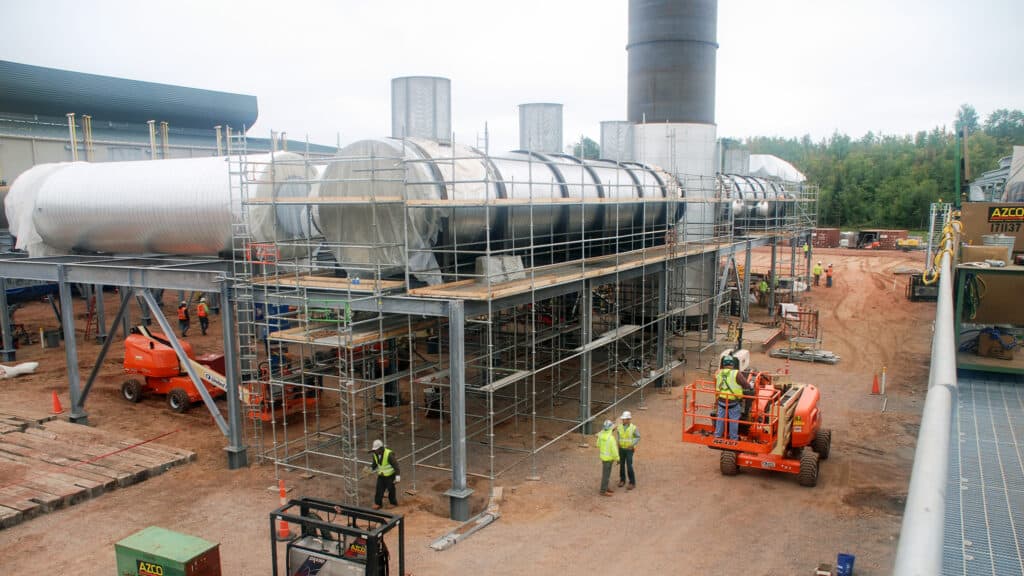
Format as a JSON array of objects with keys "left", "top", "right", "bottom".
[
  {"left": 20, "top": 153, "right": 311, "bottom": 256},
  {"left": 317, "top": 138, "right": 682, "bottom": 283},
  {"left": 600, "top": 121, "right": 634, "bottom": 162},
  {"left": 391, "top": 76, "right": 451, "bottom": 142},
  {"left": 519, "top": 103, "right": 563, "bottom": 154}
]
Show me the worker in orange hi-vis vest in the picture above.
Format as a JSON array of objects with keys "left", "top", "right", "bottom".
[
  {"left": 197, "top": 297, "right": 210, "bottom": 335},
  {"left": 177, "top": 301, "right": 190, "bottom": 337}
]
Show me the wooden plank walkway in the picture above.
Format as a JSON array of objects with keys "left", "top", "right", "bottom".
[{"left": 0, "top": 410, "right": 194, "bottom": 530}]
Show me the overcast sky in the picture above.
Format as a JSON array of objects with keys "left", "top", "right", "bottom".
[{"left": 1, "top": 0, "right": 1020, "bottom": 152}]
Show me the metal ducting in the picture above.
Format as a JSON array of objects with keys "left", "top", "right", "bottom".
[
  {"left": 391, "top": 76, "right": 451, "bottom": 142},
  {"left": 16, "top": 153, "right": 312, "bottom": 257},
  {"left": 519, "top": 103, "right": 563, "bottom": 154},
  {"left": 626, "top": 0, "right": 718, "bottom": 124},
  {"left": 316, "top": 138, "right": 681, "bottom": 283}
]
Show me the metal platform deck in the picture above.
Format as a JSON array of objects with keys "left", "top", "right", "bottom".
[{"left": 943, "top": 370, "right": 1024, "bottom": 576}]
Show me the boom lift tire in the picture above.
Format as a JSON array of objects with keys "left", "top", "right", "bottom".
[
  {"left": 121, "top": 379, "right": 144, "bottom": 403},
  {"left": 812, "top": 429, "right": 832, "bottom": 460},
  {"left": 720, "top": 450, "right": 739, "bottom": 476},
  {"left": 168, "top": 388, "right": 191, "bottom": 413},
  {"left": 798, "top": 448, "right": 819, "bottom": 487}
]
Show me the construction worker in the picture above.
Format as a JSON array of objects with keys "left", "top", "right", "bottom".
[
  {"left": 826, "top": 264, "right": 834, "bottom": 288},
  {"left": 714, "top": 356, "right": 750, "bottom": 441},
  {"left": 812, "top": 261, "right": 823, "bottom": 286},
  {"left": 758, "top": 278, "right": 769, "bottom": 306},
  {"left": 597, "top": 419, "right": 620, "bottom": 496},
  {"left": 369, "top": 439, "right": 401, "bottom": 510},
  {"left": 197, "top": 297, "right": 210, "bottom": 335},
  {"left": 616, "top": 411, "right": 640, "bottom": 490},
  {"left": 177, "top": 301, "right": 190, "bottom": 337}
]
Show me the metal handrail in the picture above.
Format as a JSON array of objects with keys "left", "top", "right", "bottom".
[{"left": 892, "top": 215, "right": 958, "bottom": 575}]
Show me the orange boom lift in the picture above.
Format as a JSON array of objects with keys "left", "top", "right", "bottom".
[{"left": 682, "top": 371, "right": 832, "bottom": 486}]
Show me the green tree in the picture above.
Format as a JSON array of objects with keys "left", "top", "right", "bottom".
[
  {"left": 572, "top": 136, "right": 600, "bottom": 159},
  {"left": 956, "top": 103, "right": 980, "bottom": 134}
]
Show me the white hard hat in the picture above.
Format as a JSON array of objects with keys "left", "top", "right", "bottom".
[
  {"left": 200, "top": 297, "right": 206, "bottom": 303},
  {"left": 621, "top": 411, "right": 632, "bottom": 420},
  {"left": 602, "top": 419, "right": 614, "bottom": 430},
  {"left": 180, "top": 301, "right": 187, "bottom": 306},
  {"left": 371, "top": 439, "right": 383, "bottom": 451},
  {"left": 817, "top": 261, "right": 822, "bottom": 264}
]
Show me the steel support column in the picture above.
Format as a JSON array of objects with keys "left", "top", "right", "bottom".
[
  {"left": 789, "top": 241, "right": 797, "bottom": 301},
  {"left": 444, "top": 300, "right": 472, "bottom": 521},
  {"left": 0, "top": 278, "right": 14, "bottom": 361},
  {"left": 139, "top": 289, "right": 230, "bottom": 436},
  {"left": 94, "top": 284, "right": 107, "bottom": 342},
  {"left": 58, "top": 267, "right": 87, "bottom": 424},
  {"left": 741, "top": 240, "right": 752, "bottom": 322},
  {"left": 220, "top": 281, "right": 248, "bottom": 469},
  {"left": 654, "top": 269, "right": 669, "bottom": 388},
  {"left": 768, "top": 239, "right": 777, "bottom": 316},
  {"left": 579, "top": 281, "right": 594, "bottom": 431}
]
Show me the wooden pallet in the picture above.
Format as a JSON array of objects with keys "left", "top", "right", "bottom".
[{"left": 0, "top": 415, "right": 194, "bottom": 530}]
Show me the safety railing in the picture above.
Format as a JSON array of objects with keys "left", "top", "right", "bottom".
[
  {"left": 892, "top": 212, "right": 959, "bottom": 575},
  {"left": 681, "top": 375, "right": 784, "bottom": 452}
]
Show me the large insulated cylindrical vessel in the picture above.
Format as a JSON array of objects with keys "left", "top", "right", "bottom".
[
  {"left": 600, "top": 121, "right": 634, "bottom": 162},
  {"left": 519, "top": 103, "right": 563, "bottom": 154},
  {"left": 316, "top": 138, "right": 681, "bottom": 283},
  {"left": 627, "top": 0, "right": 718, "bottom": 124},
  {"left": 29, "top": 153, "right": 312, "bottom": 256},
  {"left": 391, "top": 76, "right": 451, "bottom": 142}
]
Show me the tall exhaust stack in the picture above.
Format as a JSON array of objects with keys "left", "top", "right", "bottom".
[
  {"left": 628, "top": 0, "right": 718, "bottom": 315},
  {"left": 518, "top": 103, "right": 563, "bottom": 153},
  {"left": 391, "top": 76, "right": 451, "bottom": 141}
]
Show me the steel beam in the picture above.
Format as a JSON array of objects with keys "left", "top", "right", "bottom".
[
  {"left": 220, "top": 281, "right": 248, "bottom": 469},
  {"left": 579, "top": 280, "right": 593, "bottom": 432},
  {"left": 58, "top": 267, "right": 87, "bottom": 424},
  {"left": 0, "top": 277, "right": 14, "bottom": 361},
  {"left": 79, "top": 289, "right": 131, "bottom": 409},
  {"left": 654, "top": 270, "right": 668, "bottom": 387},
  {"left": 139, "top": 289, "right": 230, "bottom": 436},
  {"left": 444, "top": 300, "right": 472, "bottom": 521}
]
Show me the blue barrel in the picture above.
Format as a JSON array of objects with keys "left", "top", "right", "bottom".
[{"left": 836, "top": 552, "right": 855, "bottom": 576}]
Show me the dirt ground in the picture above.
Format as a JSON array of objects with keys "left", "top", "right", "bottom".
[{"left": 0, "top": 248, "right": 934, "bottom": 575}]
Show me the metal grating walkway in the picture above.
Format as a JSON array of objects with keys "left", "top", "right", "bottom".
[{"left": 944, "top": 370, "right": 1024, "bottom": 576}]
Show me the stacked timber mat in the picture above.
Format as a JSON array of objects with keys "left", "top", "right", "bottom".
[{"left": 0, "top": 408, "right": 194, "bottom": 529}]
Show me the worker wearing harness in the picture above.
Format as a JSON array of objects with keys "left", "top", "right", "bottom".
[
  {"left": 177, "top": 301, "right": 190, "bottom": 337},
  {"left": 597, "top": 420, "right": 620, "bottom": 496},
  {"left": 369, "top": 439, "right": 401, "bottom": 510},
  {"left": 197, "top": 298, "right": 210, "bottom": 335},
  {"left": 616, "top": 411, "right": 640, "bottom": 490},
  {"left": 714, "top": 356, "right": 750, "bottom": 441}
]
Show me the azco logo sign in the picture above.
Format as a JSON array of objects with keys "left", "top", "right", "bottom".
[
  {"left": 988, "top": 206, "right": 1024, "bottom": 222},
  {"left": 137, "top": 560, "right": 164, "bottom": 576}
]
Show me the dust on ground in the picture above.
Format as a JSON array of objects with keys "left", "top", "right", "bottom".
[{"left": 0, "top": 249, "right": 933, "bottom": 575}]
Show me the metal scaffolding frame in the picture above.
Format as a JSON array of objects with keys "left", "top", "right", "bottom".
[{"left": 0, "top": 133, "right": 816, "bottom": 521}]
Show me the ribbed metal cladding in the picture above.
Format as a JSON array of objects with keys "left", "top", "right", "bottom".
[
  {"left": 0, "top": 60, "right": 257, "bottom": 129},
  {"left": 391, "top": 76, "right": 451, "bottom": 141},
  {"left": 600, "top": 121, "right": 634, "bottom": 162},
  {"left": 518, "top": 103, "right": 563, "bottom": 153},
  {"left": 626, "top": 0, "right": 718, "bottom": 124}
]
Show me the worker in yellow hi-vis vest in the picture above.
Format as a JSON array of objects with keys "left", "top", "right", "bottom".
[
  {"left": 369, "top": 439, "right": 401, "bottom": 510},
  {"left": 597, "top": 420, "right": 620, "bottom": 496},
  {"left": 616, "top": 411, "right": 640, "bottom": 490}
]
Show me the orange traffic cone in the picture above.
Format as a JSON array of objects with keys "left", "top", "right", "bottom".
[
  {"left": 870, "top": 374, "right": 880, "bottom": 395},
  {"left": 51, "top": 391, "right": 64, "bottom": 414},
  {"left": 277, "top": 479, "right": 290, "bottom": 539}
]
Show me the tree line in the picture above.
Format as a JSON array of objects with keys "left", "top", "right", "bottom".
[{"left": 743, "top": 105, "right": 1024, "bottom": 230}]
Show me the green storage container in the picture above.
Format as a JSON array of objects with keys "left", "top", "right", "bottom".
[{"left": 115, "top": 526, "right": 221, "bottom": 576}]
